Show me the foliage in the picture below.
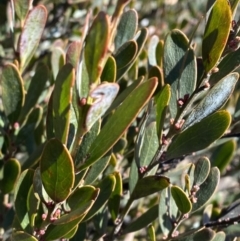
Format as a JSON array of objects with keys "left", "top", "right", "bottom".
[{"left": 0, "top": 0, "right": 240, "bottom": 240}]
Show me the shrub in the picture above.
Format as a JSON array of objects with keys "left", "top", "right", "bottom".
[{"left": 0, "top": 0, "right": 240, "bottom": 240}]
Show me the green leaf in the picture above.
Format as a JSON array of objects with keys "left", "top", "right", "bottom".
[
  {"left": 33, "top": 167, "right": 52, "bottom": 204},
  {"left": 19, "top": 63, "right": 49, "bottom": 124},
  {"left": 229, "top": 0, "right": 239, "bottom": 16},
  {"left": 68, "top": 185, "right": 98, "bottom": 209},
  {"left": 66, "top": 41, "right": 81, "bottom": 69},
  {"left": 75, "top": 120, "right": 100, "bottom": 168},
  {"left": 122, "top": 205, "right": 159, "bottom": 234},
  {"left": 44, "top": 219, "right": 81, "bottom": 241},
  {"left": 26, "top": 185, "right": 40, "bottom": 227},
  {"left": 149, "top": 65, "right": 164, "bottom": 90},
  {"left": 176, "top": 228, "right": 214, "bottom": 241},
  {"left": 147, "top": 225, "right": 156, "bottom": 241},
  {"left": 156, "top": 40, "right": 164, "bottom": 68},
  {"left": 212, "top": 140, "right": 236, "bottom": 173},
  {"left": 77, "top": 56, "right": 90, "bottom": 98},
  {"left": 1, "top": 63, "right": 25, "bottom": 124},
  {"left": 114, "top": 9, "right": 138, "bottom": 51},
  {"left": 164, "top": 29, "right": 196, "bottom": 118},
  {"left": 210, "top": 47, "right": 240, "bottom": 84},
  {"left": 159, "top": 187, "right": 178, "bottom": 236},
  {"left": 14, "top": 169, "right": 34, "bottom": 230},
  {"left": 135, "top": 122, "right": 159, "bottom": 169},
  {"left": 193, "top": 157, "right": 211, "bottom": 186},
  {"left": 40, "top": 138, "right": 75, "bottom": 202},
  {"left": 18, "top": 5, "right": 47, "bottom": 72},
  {"left": 63, "top": 225, "right": 78, "bottom": 239},
  {"left": 51, "top": 47, "right": 65, "bottom": 80},
  {"left": 114, "top": 40, "right": 137, "bottom": 70},
  {"left": 166, "top": 110, "right": 231, "bottom": 160},
  {"left": 84, "top": 155, "right": 111, "bottom": 185},
  {"left": 155, "top": 84, "right": 171, "bottom": 142},
  {"left": 85, "top": 83, "right": 119, "bottom": 130},
  {"left": 211, "top": 232, "right": 226, "bottom": 241},
  {"left": 219, "top": 199, "right": 240, "bottom": 220},
  {"left": 183, "top": 73, "right": 239, "bottom": 130},
  {"left": 171, "top": 185, "right": 192, "bottom": 214},
  {"left": 202, "top": 0, "right": 232, "bottom": 73},
  {"left": 17, "top": 106, "right": 43, "bottom": 154},
  {"left": 14, "top": 0, "right": 30, "bottom": 23},
  {"left": 1, "top": 158, "right": 21, "bottom": 194},
  {"left": 69, "top": 223, "right": 86, "bottom": 241},
  {"left": 53, "top": 201, "right": 94, "bottom": 225},
  {"left": 78, "top": 77, "right": 158, "bottom": 171},
  {"left": 84, "top": 11, "right": 110, "bottom": 83},
  {"left": 148, "top": 35, "right": 159, "bottom": 66},
  {"left": 108, "top": 172, "right": 122, "bottom": 221},
  {"left": 192, "top": 167, "right": 220, "bottom": 212},
  {"left": 101, "top": 56, "right": 117, "bottom": 82},
  {"left": 106, "top": 76, "right": 144, "bottom": 114},
  {"left": 116, "top": 28, "right": 148, "bottom": 81},
  {"left": 82, "top": 174, "right": 116, "bottom": 221},
  {"left": 131, "top": 175, "right": 170, "bottom": 200},
  {"left": 52, "top": 63, "right": 75, "bottom": 144},
  {"left": 12, "top": 231, "right": 38, "bottom": 241}
]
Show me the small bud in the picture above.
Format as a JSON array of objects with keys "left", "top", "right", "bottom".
[
  {"left": 42, "top": 214, "right": 47, "bottom": 221},
  {"left": 139, "top": 166, "right": 147, "bottom": 174},
  {"left": 161, "top": 134, "right": 169, "bottom": 145},
  {"left": 79, "top": 98, "right": 87, "bottom": 106},
  {"left": 39, "top": 229, "right": 45, "bottom": 235}
]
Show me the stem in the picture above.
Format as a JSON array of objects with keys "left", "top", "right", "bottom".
[{"left": 110, "top": 197, "right": 134, "bottom": 238}]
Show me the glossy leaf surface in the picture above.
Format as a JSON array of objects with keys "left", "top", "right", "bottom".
[
  {"left": 114, "top": 9, "right": 138, "bottom": 50},
  {"left": 53, "top": 64, "right": 74, "bottom": 144},
  {"left": 116, "top": 28, "right": 148, "bottom": 81},
  {"left": 78, "top": 77, "right": 158, "bottom": 171},
  {"left": 12, "top": 231, "right": 38, "bottom": 241},
  {"left": 202, "top": 0, "right": 232, "bottom": 73},
  {"left": 66, "top": 41, "right": 81, "bottom": 68},
  {"left": 84, "top": 11, "right": 109, "bottom": 83},
  {"left": 210, "top": 47, "right": 240, "bottom": 84},
  {"left": 155, "top": 84, "right": 171, "bottom": 142},
  {"left": 171, "top": 185, "right": 192, "bottom": 214},
  {"left": 114, "top": 40, "right": 137, "bottom": 70},
  {"left": 192, "top": 167, "right": 220, "bottom": 212},
  {"left": 53, "top": 201, "right": 94, "bottom": 225},
  {"left": 51, "top": 47, "right": 65, "bottom": 80},
  {"left": 84, "top": 155, "right": 110, "bottom": 185},
  {"left": 193, "top": 157, "right": 211, "bottom": 186},
  {"left": 83, "top": 174, "right": 116, "bottom": 221},
  {"left": 212, "top": 140, "right": 236, "bottom": 173},
  {"left": 159, "top": 187, "right": 178, "bottom": 236},
  {"left": 183, "top": 73, "right": 238, "bottom": 130},
  {"left": 131, "top": 175, "right": 170, "bottom": 200},
  {"left": 164, "top": 29, "right": 196, "bottom": 118},
  {"left": 108, "top": 172, "right": 122, "bottom": 221},
  {"left": 166, "top": 111, "right": 231, "bottom": 160},
  {"left": 176, "top": 228, "right": 214, "bottom": 241},
  {"left": 44, "top": 219, "right": 80, "bottom": 241},
  {"left": 101, "top": 56, "right": 116, "bottom": 82},
  {"left": 40, "top": 138, "right": 75, "bottom": 202},
  {"left": 1, "top": 158, "right": 21, "bottom": 194},
  {"left": 14, "top": 169, "right": 34, "bottom": 230},
  {"left": 122, "top": 205, "right": 158, "bottom": 234},
  {"left": 211, "top": 232, "right": 226, "bottom": 241}
]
